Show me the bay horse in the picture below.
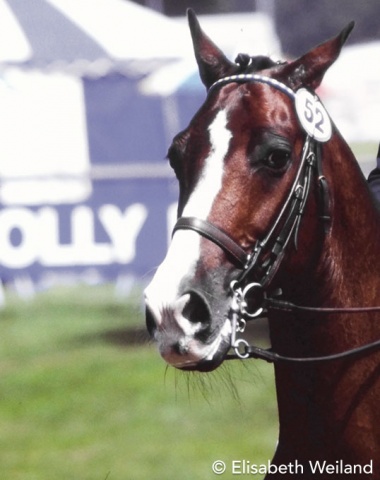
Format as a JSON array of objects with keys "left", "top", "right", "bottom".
[{"left": 145, "top": 10, "right": 380, "bottom": 478}]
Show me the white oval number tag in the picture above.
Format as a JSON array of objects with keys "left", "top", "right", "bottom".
[{"left": 295, "top": 88, "right": 332, "bottom": 142}]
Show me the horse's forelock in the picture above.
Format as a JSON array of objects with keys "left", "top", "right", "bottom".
[{"left": 235, "top": 53, "right": 286, "bottom": 74}]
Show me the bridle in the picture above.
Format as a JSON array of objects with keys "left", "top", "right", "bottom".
[{"left": 172, "top": 73, "right": 380, "bottom": 364}]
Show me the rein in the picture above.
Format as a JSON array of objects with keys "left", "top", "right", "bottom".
[
  {"left": 225, "top": 289, "right": 380, "bottom": 363},
  {"left": 172, "top": 73, "right": 380, "bottom": 364}
]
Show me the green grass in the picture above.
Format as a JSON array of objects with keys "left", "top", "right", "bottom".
[{"left": 0, "top": 286, "right": 278, "bottom": 480}]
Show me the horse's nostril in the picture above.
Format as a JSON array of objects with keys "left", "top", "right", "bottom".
[
  {"left": 182, "top": 291, "right": 211, "bottom": 325},
  {"left": 145, "top": 307, "right": 157, "bottom": 337}
]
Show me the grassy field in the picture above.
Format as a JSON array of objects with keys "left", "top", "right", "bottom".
[{"left": 0, "top": 285, "right": 278, "bottom": 480}]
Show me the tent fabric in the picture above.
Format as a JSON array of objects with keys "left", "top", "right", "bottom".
[
  {"left": 0, "top": 68, "right": 91, "bottom": 206},
  {"left": 6, "top": 0, "right": 109, "bottom": 66},
  {"left": 0, "top": 0, "right": 183, "bottom": 288},
  {"left": 0, "top": 0, "right": 188, "bottom": 77},
  {"left": 84, "top": 75, "right": 170, "bottom": 166}
]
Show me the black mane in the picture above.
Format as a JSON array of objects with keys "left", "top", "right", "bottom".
[{"left": 235, "top": 53, "right": 285, "bottom": 73}]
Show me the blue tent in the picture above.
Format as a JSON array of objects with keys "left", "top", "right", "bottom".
[{"left": 0, "top": 0, "right": 191, "bottom": 288}]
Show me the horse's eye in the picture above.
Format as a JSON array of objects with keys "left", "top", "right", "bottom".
[{"left": 265, "top": 150, "right": 291, "bottom": 170}]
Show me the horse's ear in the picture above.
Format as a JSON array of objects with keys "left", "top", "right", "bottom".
[
  {"left": 187, "top": 9, "right": 237, "bottom": 89},
  {"left": 281, "top": 21, "right": 355, "bottom": 90}
]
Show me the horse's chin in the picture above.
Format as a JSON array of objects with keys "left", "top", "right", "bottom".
[
  {"left": 180, "top": 356, "right": 225, "bottom": 372},
  {"left": 163, "top": 347, "right": 228, "bottom": 372},
  {"left": 159, "top": 319, "right": 232, "bottom": 372}
]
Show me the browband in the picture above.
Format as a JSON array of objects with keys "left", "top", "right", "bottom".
[{"left": 209, "top": 73, "right": 296, "bottom": 99}]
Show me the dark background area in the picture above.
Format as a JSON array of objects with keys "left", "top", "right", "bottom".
[{"left": 129, "top": 0, "right": 380, "bottom": 56}]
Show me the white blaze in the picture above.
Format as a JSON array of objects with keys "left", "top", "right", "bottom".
[
  {"left": 182, "top": 109, "right": 232, "bottom": 218},
  {"left": 145, "top": 109, "right": 232, "bottom": 327}
]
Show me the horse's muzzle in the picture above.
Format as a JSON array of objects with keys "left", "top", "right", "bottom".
[{"left": 145, "top": 289, "right": 231, "bottom": 371}]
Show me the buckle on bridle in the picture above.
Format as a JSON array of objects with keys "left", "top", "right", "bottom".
[
  {"left": 230, "top": 280, "right": 265, "bottom": 317},
  {"left": 240, "top": 282, "right": 265, "bottom": 318},
  {"left": 229, "top": 280, "right": 266, "bottom": 359}
]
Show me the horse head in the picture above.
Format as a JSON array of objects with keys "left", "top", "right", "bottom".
[{"left": 145, "top": 10, "right": 354, "bottom": 372}]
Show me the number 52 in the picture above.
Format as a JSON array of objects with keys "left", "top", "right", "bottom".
[{"left": 304, "top": 98, "right": 325, "bottom": 134}]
